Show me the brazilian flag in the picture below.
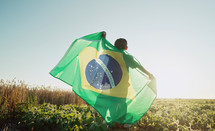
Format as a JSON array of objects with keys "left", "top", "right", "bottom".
[{"left": 50, "top": 32, "right": 157, "bottom": 125}]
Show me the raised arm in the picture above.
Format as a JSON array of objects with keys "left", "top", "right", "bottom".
[
  {"left": 125, "top": 54, "right": 154, "bottom": 80},
  {"left": 139, "top": 66, "right": 154, "bottom": 80}
]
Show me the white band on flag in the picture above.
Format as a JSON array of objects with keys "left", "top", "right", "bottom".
[{"left": 95, "top": 59, "right": 115, "bottom": 88}]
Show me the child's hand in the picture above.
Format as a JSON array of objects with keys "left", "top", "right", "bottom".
[
  {"left": 102, "top": 31, "right": 106, "bottom": 38},
  {"left": 148, "top": 73, "right": 154, "bottom": 80}
]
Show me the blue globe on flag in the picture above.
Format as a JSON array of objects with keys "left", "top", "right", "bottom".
[{"left": 85, "top": 54, "right": 123, "bottom": 90}]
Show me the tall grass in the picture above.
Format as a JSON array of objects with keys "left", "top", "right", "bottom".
[{"left": 0, "top": 79, "right": 85, "bottom": 120}]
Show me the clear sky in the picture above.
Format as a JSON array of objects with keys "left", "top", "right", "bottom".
[{"left": 1, "top": 0, "right": 215, "bottom": 99}]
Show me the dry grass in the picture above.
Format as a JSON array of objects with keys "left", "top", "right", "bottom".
[
  {"left": 0, "top": 79, "right": 85, "bottom": 117},
  {"left": 36, "top": 86, "right": 85, "bottom": 105}
]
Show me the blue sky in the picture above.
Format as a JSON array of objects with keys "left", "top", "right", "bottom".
[{"left": 0, "top": 0, "right": 215, "bottom": 98}]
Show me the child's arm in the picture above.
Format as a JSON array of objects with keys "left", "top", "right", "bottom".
[
  {"left": 126, "top": 54, "right": 154, "bottom": 80},
  {"left": 139, "top": 66, "right": 154, "bottom": 80}
]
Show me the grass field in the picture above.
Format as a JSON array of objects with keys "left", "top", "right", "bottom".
[{"left": 0, "top": 79, "right": 215, "bottom": 131}]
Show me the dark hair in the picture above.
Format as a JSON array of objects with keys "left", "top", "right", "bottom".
[{"left": 114, "top": 38, "right": 127, "bottom": 50}]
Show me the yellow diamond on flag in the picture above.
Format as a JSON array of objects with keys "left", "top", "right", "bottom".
[{"left": 79, "top": 47, "right": 136, "bottom": 100}]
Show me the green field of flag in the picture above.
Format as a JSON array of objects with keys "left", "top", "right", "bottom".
[{"left": 50, "top": 32, "right": 157, "bottom": 125}]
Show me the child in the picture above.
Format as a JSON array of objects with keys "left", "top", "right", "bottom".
[{"left": 102, "top": 31, "right": 154, "bottom": 80}]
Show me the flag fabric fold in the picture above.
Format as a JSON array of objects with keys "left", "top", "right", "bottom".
[{"left": 50, "top": 32, "right": 157, "bottom": 125}]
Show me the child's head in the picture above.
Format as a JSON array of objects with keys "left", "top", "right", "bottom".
[{"left": 114, "top": 38, "right": 128, "bottom": 50}]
